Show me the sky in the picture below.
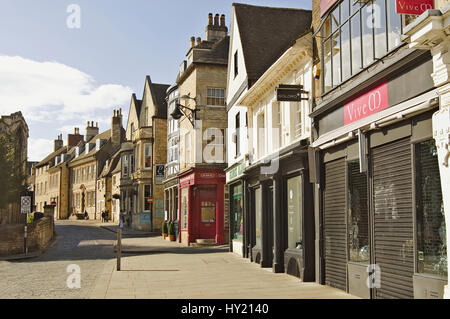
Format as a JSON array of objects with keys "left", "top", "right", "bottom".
[{"left": 0, "top": 0, "right": 311, "bottom": 161}]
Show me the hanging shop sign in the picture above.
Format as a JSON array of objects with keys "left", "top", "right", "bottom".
[
  {"left": 155, "top": 165, "right": 165, "bottom": 185},
  {"left": 344, "top": 81, "right": 389, "bottom": 125},
  {"left": 396, "top": 0, "right": 434, "bottom": 15},
  {"left": 276, "top": 85, "right": 309, "bottom": 102},
  {"left": 320, "top": 0, "right": 339, "bottom": 17}
]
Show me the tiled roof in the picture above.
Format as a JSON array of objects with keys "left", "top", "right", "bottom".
[
  {"left": 70, "top": 129, "right": 111, "bottom": 163},
  {"left": 150, "top": 82, "right": 170, "bottom": 120},
  {"left": 36, "top": 145, "right": 69, "bottom": 168},
  {"left": 233, "top": 3, "right": 312, "bottom": 84}
]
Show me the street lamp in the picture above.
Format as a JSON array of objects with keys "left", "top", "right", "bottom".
[{"left": 170, "top": 95, "right": 199, "bottom": 128}]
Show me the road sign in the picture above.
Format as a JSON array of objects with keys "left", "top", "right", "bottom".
[{"left": 21, "top": 196, "right": 32, "bottom": 214}]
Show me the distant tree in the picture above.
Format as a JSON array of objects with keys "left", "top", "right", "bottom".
[{"left": 0, "top": 130, "right": 28, "bottom": 209}]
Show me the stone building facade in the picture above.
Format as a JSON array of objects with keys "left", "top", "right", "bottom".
[
  {"left": 0, "top": 112, "right": 29, "bottom": 224},
  {"left": 121, "top": 77, "right": 169, "bottom": 231},
  {"left": 69, "top": 111, "right": 124, "bottom": 220},
  {"left": 310, "top": 0, "right": 449, "bottom": 299},
  {"left": 175, "top": 13, "right": 229, "bottom": 245}
]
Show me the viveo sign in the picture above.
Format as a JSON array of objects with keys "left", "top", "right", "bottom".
[
  {"left": 344, "top": 81, "right": 389, "bottom": 125},
  {"left": 396, "top": 0, "right": 434, "bottom": 15}
]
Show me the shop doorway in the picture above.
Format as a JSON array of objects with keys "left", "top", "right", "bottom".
[{"left": 195, "top": 185, "right": 217, "bottom": 240}]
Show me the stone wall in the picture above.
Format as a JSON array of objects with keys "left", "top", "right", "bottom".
[{"left": 0, "top": 217, "right": 54, "bottom": 257}]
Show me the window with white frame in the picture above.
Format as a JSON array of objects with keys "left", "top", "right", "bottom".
[
  {"left": 144, "top": 185, "right": 151, "bottom": 212},
  {"left": 136, "top": 145, "right": 140, "bottom": 170},
  {"left": 122, "top": 155, "right": 129, "bottom": 178},
  {"left": 321, "top": 0, "right": 402, "bottom": 93},
  {"left": 294, "top": 102, "right": 302, "bottom": 138},
  {"left": 144, "top": 144, "right": 152, "bottom": 169},
  {"left": 272, "top": 101, "right": 282, "bottom": 149},
  {"left": 207, "top": 88, "right": 226, "bottom": 106},
  {"left": 257, "top": 112, "right": 265, "bottom": 158}
]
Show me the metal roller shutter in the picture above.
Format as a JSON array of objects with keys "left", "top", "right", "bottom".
[
  {"left": 372, "top": 138, "right": 414, "bottom": 299},
  {"left": 323, "top": 158, "right": 347, "bottom": 291}
]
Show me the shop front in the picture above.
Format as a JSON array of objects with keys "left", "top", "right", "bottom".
[
  {"left": 226, "top": 162, "right": 246, "bottom": 256},
  {"left": 178, "top": 168, "right": 226, "bottom": 245},
  {"left": 312, "top": 51, "right": 447, "bottom": 298},
  {"left": 244, "top": 141, "right": 315, "bottom": 281}
]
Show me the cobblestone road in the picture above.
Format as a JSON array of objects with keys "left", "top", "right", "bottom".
[{"left": 0, "top": 221, "right": 116, "bottom": 299}]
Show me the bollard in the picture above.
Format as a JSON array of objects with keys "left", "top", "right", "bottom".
[{"left": 117, "top": 229, "right": 122, "bottom": 271}]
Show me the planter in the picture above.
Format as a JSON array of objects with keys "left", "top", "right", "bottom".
[
  {"left": 169, "top": 235, "right": 175, "bottom": 242},
  {"left": 163, "top": 233, "right": 168, "bottom": 239}
]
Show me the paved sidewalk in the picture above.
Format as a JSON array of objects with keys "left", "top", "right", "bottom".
[{"left": 90, "top": 235, "right": 358, "bottom": 299}]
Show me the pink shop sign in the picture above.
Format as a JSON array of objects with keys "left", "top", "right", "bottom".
[{"left": 344, "top": 81, "right": 389, "bottom": 125}]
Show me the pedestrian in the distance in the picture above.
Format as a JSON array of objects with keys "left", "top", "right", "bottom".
[{"left": 84, "top": 211, "right": 88, "bottom": 220}]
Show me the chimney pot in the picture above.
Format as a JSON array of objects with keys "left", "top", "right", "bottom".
[
  {"left": 220, "top": 14, "right": 225, "bottom": 27},
  {"left": 214, "top": 14, "right": 219, "bottom": 26},
  {"left": 196, "top": 37, "right": 201, "bottom": 46},
  {"left": 208, "top": 13, "right": 213, "bottom": 25},
  {"left": 190, "top": 36, "right": 195, "bottom": 48},
  {"left": 119, "top": 108, "right": 122, "bottom": 115}
]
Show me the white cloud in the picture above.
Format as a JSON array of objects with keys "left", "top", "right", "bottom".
[
  {"left": 0, "top": 55, "right": 133, "bottom": 161},
  {"left": 0, "top": 55, "right": 133, "bottom": 122},
  {"left": 28, "top": 138, "right": 53, "bottom": 162}
]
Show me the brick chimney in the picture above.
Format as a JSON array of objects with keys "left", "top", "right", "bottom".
[
  {"left": 85, "top": 121, "right": 99, "bottom": 142},
  {"left": 205, "top": 13, "right": 228, "bottom": 42},
  {"left": 111, "top": 108, "right": 123, "bottom": 146},
  {"left": 68, "top": 128, "right": 84, "bottom": 147},
  {"left": 54, "top": 134, "right": 63, "bottom": 152}
]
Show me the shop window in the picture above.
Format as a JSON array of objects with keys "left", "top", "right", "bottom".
[
  {"left": 232, "top": 184, "right": 244, "bottom": 242},
  {"left": 415, "top": 140, "right": 447, "bottom": 277},
  {"left": 235, "top": 112, "right": 241, "bottom": 156},
  {"left": 144, "top": 185, "right": 151, "bottom": 212},
  {"left": 287, "top": 176, "right": 303, "bottom": 250},
  {"left": 348, "top": 161, "right": 369, "bottom": 263},
  {"left": 174, "top": 188, "right": 178, "bottom": 220},
  {"left": 181, "top": 187, "right": 189, "bottom": 229},
  {"left": 321, "top": 0, "right": 403, "bottom": 93},
  {"left": 201, "top": 201, "right": 216, "bottom": 223},
  {"left": 255, "top": 187, "right": 262, "bottom": 248}
]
